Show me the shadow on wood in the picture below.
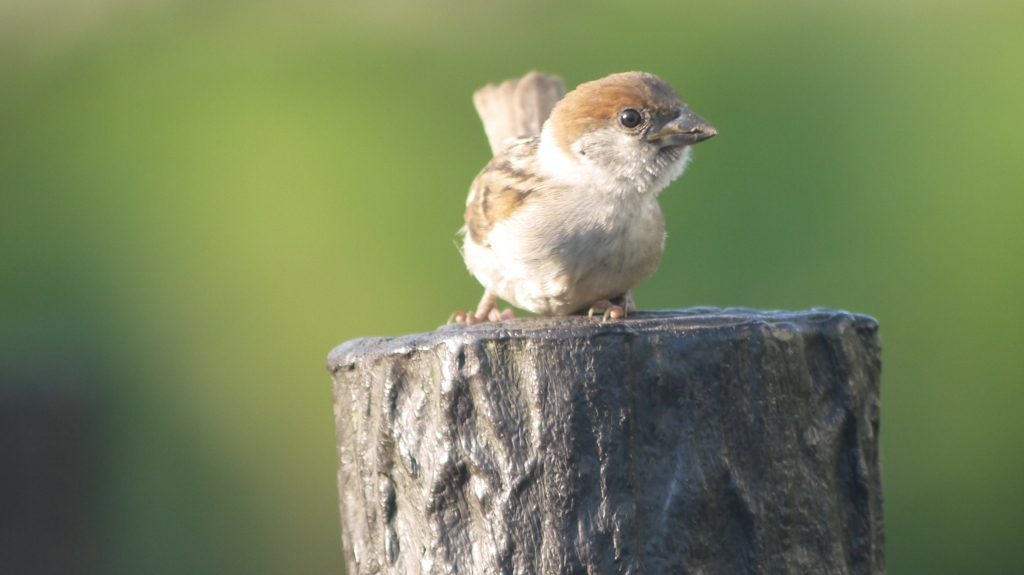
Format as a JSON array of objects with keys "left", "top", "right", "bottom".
[{"left": 328, "top": 308, "right": 884, "bottom": 574}]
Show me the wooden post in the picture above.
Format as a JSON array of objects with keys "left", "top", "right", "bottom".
[{"left": 328, "top": 308, "right": 884, "bottom": 574}]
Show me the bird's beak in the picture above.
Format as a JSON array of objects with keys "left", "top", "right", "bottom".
[{"left": 648, "top": 108, "right": 717, "bottom": 147}]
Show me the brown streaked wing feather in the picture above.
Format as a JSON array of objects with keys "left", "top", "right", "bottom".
[{"left": 464, "top": 139, "right": 543, "bottom": 245}]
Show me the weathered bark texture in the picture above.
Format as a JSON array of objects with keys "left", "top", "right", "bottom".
[{"left": 328, "top": 308, "right": 884, "bottom": 575}]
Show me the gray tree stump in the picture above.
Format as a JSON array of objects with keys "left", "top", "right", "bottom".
[{"left": 327, "top": 308, "right": 884, "bottom": 575}]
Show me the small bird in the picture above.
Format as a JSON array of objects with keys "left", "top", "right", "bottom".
[{"left": 451, "top": 71, "right": 716, "bottom": 323}]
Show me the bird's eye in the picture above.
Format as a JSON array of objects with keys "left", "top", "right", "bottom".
[{"left": 619, "top": 108, "right": 642, "bottom": 129}]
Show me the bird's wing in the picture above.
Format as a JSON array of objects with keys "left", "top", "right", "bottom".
[
  {"left": 464, "top": 138, "right": 545, "bottom": 245},
  {"left": 473, "top": 71, "right": 565, "bottom": 156}
]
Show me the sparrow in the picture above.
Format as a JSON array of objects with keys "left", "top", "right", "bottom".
[{"left": 451, "top": 71, "right": 716, "bottom": 323}]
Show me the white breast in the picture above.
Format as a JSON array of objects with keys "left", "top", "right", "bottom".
[
  {"left": 463, "top": 121, "right": 688, "bottom": 315},
  {"left": 467, "top": 183, "right": 666, "bottom": 315}
]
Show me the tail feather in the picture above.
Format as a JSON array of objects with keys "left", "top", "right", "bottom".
[{"left": 473, "top": 71, "right": 566, "bottom": 156}]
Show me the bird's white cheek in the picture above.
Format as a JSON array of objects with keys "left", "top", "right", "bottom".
[
  {"left": 537, "top": 126, "right": 608, "bottom": 189},
  {"left": 537, "top": 122, "right": 577, "bottom": 174},
  {"left": 570, "top": 140, "right": 591, "bottom": 164}
]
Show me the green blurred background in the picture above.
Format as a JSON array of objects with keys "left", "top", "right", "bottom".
[{"left": 1, "top": 0, "right": 1021, "bottom": 573}]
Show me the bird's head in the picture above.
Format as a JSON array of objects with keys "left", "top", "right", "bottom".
[{"left": 541, "top": 72, "right": 716, "bottom": 192}]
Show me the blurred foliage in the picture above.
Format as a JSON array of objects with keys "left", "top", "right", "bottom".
[{"left": 1, "top": 0, "right": 1022, "bottom": 573}]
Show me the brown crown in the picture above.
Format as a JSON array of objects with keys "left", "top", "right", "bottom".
[{"left": 547, "top": 72, "right": 685, "bottom": 156}]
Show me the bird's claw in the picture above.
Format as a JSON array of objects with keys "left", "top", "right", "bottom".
[
  {"left": 488, "top": 308, "right": 516, "bottom": 322},
  {"left": 448, "top": 308, "right": 515, "bottom": 324},
  {"left": 448, "top": 311, "right": 471, "bottom": 324},
  {"left": 588, "top": 300, "right": 627, "bottom": 321}
]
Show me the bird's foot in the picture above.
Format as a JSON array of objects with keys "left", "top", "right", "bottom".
[
  {"left": 447, "top": 308, "right": 515, "bottom": 324},
  {"left": 448, "top": 311, "right": 480, "bottom": 324},
  {"left": 488, "top": 308, "right": 516, "bottom": 321},
  {"left": 449, "top": 291, "right": 515, "bottom": 324},
  {"left": 588, "top": 300, "right": 627, "bottom": 321}
]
